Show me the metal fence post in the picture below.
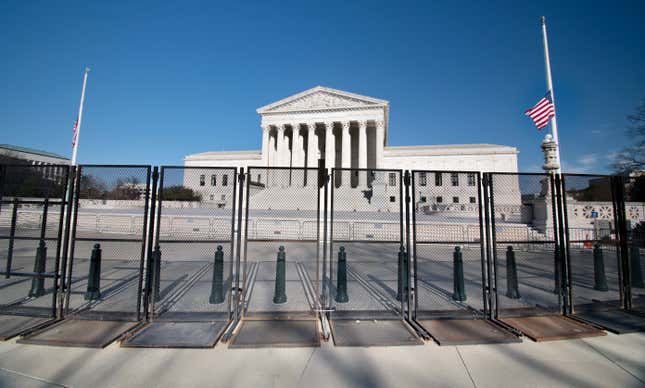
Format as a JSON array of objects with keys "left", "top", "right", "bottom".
[
  {"left": 452, "top": 246, "right": 466, "bottom": 301},
  {"left": 209, "top": 246, "right": 225, "bottom": 304},
  {"left": 593, "top": 243, "right": 609, "bottom": 291},
  {"left": 143, "top": 166, "right": 158, "bottom": 320},
  {"left": 335, "top": 246, "right": 348, "bottom": 303}
]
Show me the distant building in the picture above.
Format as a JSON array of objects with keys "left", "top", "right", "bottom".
[{"left": 0, "top": 144, "right": 70, "bottom": 182}]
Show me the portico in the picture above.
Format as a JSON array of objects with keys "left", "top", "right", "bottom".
[{"left": 257, "top": 86, "right": 389, "bottom": 186}]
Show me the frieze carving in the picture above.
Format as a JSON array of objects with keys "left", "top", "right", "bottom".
[{"left": 271, "top": 91, "right": 373, "bottom": 111}]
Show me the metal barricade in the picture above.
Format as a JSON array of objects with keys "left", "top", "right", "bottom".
[{"left": 0, "top": 164, "right": 71, "bottom": 339}]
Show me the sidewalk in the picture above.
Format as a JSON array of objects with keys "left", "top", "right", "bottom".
[{"left": 0, "top": 332, "right": 643, "bottom": 388}]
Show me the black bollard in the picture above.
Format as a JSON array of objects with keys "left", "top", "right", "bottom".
[
  {"left": 505, "top": 246, "right": 521, "bottom": 299},
  {"left": 452, "top": 246, "right": 466, "bottom": 302},
  {"left": 152, "top": 244, "right": 162, "bottom": 302},
  {"left": 273, "top": 246, "right": 287, "bottom": 304},
  {"left": 335, "top": 247, "right": 349, "bottom": 303},
  {"left": 85, "top": 243, "right": 102, "bottom": 301},
  {"left": 631, "top": 244, "right": 643, "bottom": 288},
  {"left": 28, "top": 240, "right": 47, "bottom": 297},
  {"left": 593, "top": 243, "right": 609, "bottom": 291},
  {"left": 553, "top": 246, "right": 561, "bottom": 294},
  {"left": 394, "top": 247, "right": 410, "bottom": 302},
  {"left": 209, "top": 245, "right": 225, "bottom": 304}
]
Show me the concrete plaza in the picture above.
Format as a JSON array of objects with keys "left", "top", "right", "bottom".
[{"left": 0, "top": 330, "right": 643, "bottom": 388}]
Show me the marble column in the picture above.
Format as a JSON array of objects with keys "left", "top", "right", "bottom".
[
  {"left": 358, "top": 120, "right": 367, "bottom": 187},
  {"left": 276, "top": 124, "right": 286, "bottom": 166},
  {"left": 325, "top": 122, "right": 335, "bottom": 170},
  {"left": 307, "top": 123, "right": 317, "bottom": 170},
  {"left": 293, "top": 124, "right": 304, "bottom": 167},
  {"left": 375, "top": 120, "right": 385, "bottom": 169},
  {"left": 268, "top": 128, "right": 276, "bottom": 185},
  {"left": 261, "top": 125, "right": 270, "bottom": 167},
  {"left": 341, "top": 121, "right": 351, "bottom": 186}
]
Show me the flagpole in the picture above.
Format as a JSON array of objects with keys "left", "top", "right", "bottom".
[
  {"left": 541, "top": 16, "right": 562, "bottom": 173},
  {"left": 71, "top": 67, "right": 90, "bottom": 166}
]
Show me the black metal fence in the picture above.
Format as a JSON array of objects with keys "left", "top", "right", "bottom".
[
  {"left": 0, "top": 164, "right": 70, "bottom": 321},
  {"left": 2, "top": 162, "right": 645, "bottom": 344},
  {"left": 618, "top": 174, "right": 645, "bottom": 312},
  {"left": 63, "top": 165, "right": 151, "bottom": 321},
  {"left": 239, "top": 167, "right": 322, "bottom": 319},
  {"left": 411, "top": 171, "right": 488, "bottom": 319},
  {"left": 485, "top": 173, "right": 562, "bottom": 318},
  {"left": 329, "top": 168, "right": 405, "bottom": 320},
  {"left": 561, "top": 174, "right": 622, "bottom": 314},
  {"left": 146, "top": 166, "right": 237, "bottom": 324}
]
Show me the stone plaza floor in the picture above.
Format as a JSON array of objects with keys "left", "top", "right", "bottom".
[{"left": 0, "top": 330, "right": 643, "bottom": 388}]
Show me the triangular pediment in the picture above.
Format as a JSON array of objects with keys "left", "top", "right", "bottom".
[{"left": 257, "top": 86, "right": 388, "bottom": 114}]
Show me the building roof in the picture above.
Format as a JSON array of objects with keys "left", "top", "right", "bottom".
[{"left": 0, "top": 144, "right": 70, "bottom": 160}]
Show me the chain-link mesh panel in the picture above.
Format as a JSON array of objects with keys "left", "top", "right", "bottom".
[
  {"left": 0, "top": 164, "right": 70, "bottom": 319},
  {"left": 561, "top": 174, "right": 622, "bottom": 312},
  {"left": 488, "top": 173, "right": 561, "bottom": 317},
  {"left": 412, "top": 171, "right": 486, "bottom": 318},
  {"left": 65, "top": 165, "right": 150, "bottom": 321},
  {"left": 622, "top": 175, "right": 645, "bottom": 310},
  {"left": 329, "top": 169, "right": 403, "bottom": 320},
  {"left": 150, "top": 167, "right": 236, "bottom": 321},
  {"left": 242, "top": 167, "right": 321, "bottom": 317}
]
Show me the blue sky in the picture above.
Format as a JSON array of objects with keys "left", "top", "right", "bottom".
[{"left": 1, "top": 1, "right": 644, "bottom": 173}]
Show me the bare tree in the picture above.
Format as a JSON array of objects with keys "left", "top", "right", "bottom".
[{"left": 613, "top": 99, "right": 645, "bottom": 172}]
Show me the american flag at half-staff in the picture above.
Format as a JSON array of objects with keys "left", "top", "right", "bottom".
[{"left": 525, "top": 91, "right": 555, "bottom": 130}]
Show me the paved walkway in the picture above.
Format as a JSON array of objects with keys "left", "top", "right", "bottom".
[{"left": 0, "top": 332, "right": 643, "bottom": 388}]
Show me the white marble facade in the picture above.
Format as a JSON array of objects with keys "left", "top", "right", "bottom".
[{"left": 184, "top": 86, "right": 519, "bottom": 177}]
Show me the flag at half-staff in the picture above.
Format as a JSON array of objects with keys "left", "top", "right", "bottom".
[{"left": 525, "top": 91, "right": 556, "bottom": 130}]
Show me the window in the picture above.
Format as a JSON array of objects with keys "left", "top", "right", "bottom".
[
  {"left": 210, "top": 174, "right": 216, "bottom": 186},
  {"left": 451, "top": 173, "right": 459, "bottom": 186},
  {"left": 257, "top": 174, "right": 261, "bottom": 182},
  {"left": 389, "top": 196, "right": 396, "bottom": 202},
  {"left": 453, "top": 196, "right": 459, "bottom": 203},
  {"left": 467, "top": 173, "right": 476, "bottom": 186},
  {"left": 419, "top": 172, "right": 427, "bottom": 186},
  {"left": 420, "top": 196, "right": 427, "bottom": 203},
  {"left": 199, "top": 175, "right": 205, "bottom": 186},
  {"left": 389, "top": 173, "right": 396, "bottom": 186},
  {"left": 470, "top": 196, "right": 476, "bottom": 204},
  {"left": 209, "top": 195, "right": 214, "bottom": 201},
  {"left": 435, "top": 173, "right": 442, "bottom": 186},
  {"left": 436, "top": 196, "right": 443, "bottom": 203},
  {"left": 222, "top": 174, "right": 228, "bottom": 186}
]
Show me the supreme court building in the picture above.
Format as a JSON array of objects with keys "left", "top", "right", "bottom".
[{"left": 184, "top": 86, "right": 519, "bottom": 207}]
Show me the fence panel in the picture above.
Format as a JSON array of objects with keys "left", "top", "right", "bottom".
[
  {"left": 620, "top": 174, "right": 645, "bottom": 312},
  {"left": 487, "top": 173, "right": 561, "bottom": 318},
  {"left": 411, "top": 171, "right": 487, "bottom": 319},
  {"left": 329, "top": 168, "right": 404, "bottom": 320},
  {"left": 0, "top": 164, "right": 70, "bottom": 338},
  {"left": 561, "top": 174, "right": 622, "bottom": 313},
  {"left": 63, "top": 165, "right": 151, "bottom": 321},
  {"left": 149, "top": 167, "right": 236, "bottom": 322},
  {"left": 241, "top": 167, "right": 321, "bottom": 318}
]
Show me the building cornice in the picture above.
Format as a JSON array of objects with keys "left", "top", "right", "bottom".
[
  {"left": 384, "top": 144, "right": 519, "bottom": 157},
  {"left": 185, "top": 150, "right": 261, "bottom": 161}
]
